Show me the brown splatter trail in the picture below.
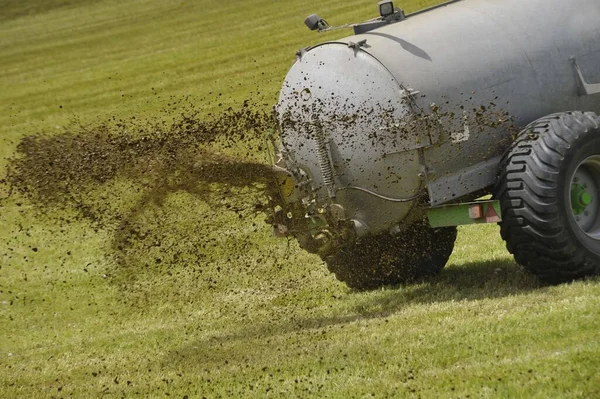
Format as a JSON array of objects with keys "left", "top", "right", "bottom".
[
  {"left": 3, "top": 102, "right": 285, "bottom": 303},
  {"left": 6, "top": 103, "right": 276, "bottom": 206}
]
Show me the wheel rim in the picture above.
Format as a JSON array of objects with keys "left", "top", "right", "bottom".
[{"left": 570, "top": 155, "right": 600, "bottom": 239}]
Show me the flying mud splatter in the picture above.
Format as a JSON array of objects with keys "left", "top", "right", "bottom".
[
  {"left": 6, "top": 102, "right": 277, "bottom": 208},
  {"left": 3, "top": 101, "right": 289, "bottom": 303}
]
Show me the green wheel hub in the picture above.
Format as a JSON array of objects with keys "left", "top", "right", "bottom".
[
  {"left": 571, "top": 183, "right": 593, "bottom": 215},
  {"left": 570, "top": 155, "right": 600, "bottom": 238}
]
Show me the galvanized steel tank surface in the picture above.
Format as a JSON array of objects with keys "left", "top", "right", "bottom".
[{"left": 277, "top": 0, "right": 600, "bottom": 235}]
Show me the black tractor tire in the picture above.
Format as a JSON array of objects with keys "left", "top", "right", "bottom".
[
  {"left": 322, "top": 222, "right": 457, "bottom": 290},
  {"left": 496, "top": 111, "right": 600, "bottom": 283}
]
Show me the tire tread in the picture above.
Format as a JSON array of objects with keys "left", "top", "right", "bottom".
[{"left": 496, "top": 111, "right": 600, "bottom": 282}]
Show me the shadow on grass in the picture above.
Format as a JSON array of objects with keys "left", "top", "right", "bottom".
[{"left": 162, "top": 258, "right": 545, "bottom": 368}]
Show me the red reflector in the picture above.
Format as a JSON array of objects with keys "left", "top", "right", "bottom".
[{"left": 485, "top": 205, "right": 501, "bottom": 223}]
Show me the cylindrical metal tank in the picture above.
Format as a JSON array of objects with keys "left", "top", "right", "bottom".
[{"left": 277, "top": 0, "right": 600, "bottom": 236}]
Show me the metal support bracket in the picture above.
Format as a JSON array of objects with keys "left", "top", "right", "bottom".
[
  {"left": 427, "top": 156, "right": 502, "bottom": 206},
  {"left": 347, "top": 39, "right": 368, "bottom": 50},
  {"left": 571, "top": 57, "right": 600, "bottom": 96},
  {"left": 295, "top": 47, "right": 308, "bottom": 59}
]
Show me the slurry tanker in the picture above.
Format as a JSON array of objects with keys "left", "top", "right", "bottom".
[{"left": 267, "top": 0, "right": 600, "bottom": 289}]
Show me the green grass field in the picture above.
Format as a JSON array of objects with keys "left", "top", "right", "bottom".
[{"left": 2, "top": 0, "right": 600, "bottom": 398}]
